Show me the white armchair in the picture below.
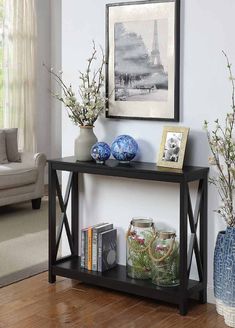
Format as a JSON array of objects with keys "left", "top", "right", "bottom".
[{"left": 0, "top": 152, "right": 46, "bottom": 209}]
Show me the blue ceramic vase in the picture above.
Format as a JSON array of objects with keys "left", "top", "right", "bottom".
[
  {"left": 222, "top": 227, "right": 235, "bottom": 327},
  {"left": 111, "top": 135, "right": 138, "bottom": 163},
  {"left": 222, "top": 227, "right": 235, "bottom": 307},
  {"left": 214, "top": 230, "right": 226, "bottom": 315},
  {"left": 214, "top": 227, "right": 235, "bottom": 327},
  {"left": 91, "top": 142, "right": 111, "bottom": 164}
]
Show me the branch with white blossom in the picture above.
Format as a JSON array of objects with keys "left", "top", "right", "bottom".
[{"left": 45, "top": 42, "right": 105, "bottom": 127}]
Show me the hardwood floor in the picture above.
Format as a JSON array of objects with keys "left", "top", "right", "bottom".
[{"left": 0, "top": 272, "right": 227, "bottom": 328}]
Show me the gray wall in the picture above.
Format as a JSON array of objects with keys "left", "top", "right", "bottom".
[
  {"left": 61, "top": 0, "right": 235, "bottom": 302},
  {"left": 35, "top": 0, "right": 61, "bottom": 161}
]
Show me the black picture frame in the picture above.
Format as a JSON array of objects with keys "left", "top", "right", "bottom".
[{"left": 105, "top": 0, "right": 180, "bottom": 122}]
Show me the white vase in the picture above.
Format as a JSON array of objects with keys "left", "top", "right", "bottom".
[{"left": 74, "top": 126, "right": 98, "bottom": 161}]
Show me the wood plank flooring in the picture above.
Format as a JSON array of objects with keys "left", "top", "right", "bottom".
[{"left": 0, "top": 272, "right": 227, "bottom": 328}]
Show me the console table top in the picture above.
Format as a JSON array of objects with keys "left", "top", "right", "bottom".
[{"left": 48, "top": 157, "right": 209, "bottom": 183}]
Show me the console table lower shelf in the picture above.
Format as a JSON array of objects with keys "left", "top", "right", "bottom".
[{"left": 52, "top": 256, "right": 204, "bottom": 307}]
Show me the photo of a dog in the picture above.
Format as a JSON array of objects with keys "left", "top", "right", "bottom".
[{"left": 162, "top": 132, "right": 182, "bottom": 162}]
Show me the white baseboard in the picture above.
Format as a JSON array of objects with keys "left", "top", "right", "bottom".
[{"left": 207, "top": 285, "right": 215, "bottom": 304}]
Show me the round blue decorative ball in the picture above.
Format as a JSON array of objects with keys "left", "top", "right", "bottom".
[
  {"left": 111, "top": 135, "right": 138, "bottom": 163},
  {"left": 91, "top": 142, "right": 111, "bottom": 164}
]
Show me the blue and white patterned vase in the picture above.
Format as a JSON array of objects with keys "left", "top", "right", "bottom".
[
  {"left": 221, "top": 227, "right": 235, "bottom": 327},
  {"left": 111, "top": 135, "right": 138, "bottom": 163},
  {"left": 214, "top": 230, "right": 226, "bottom": 315},
  {"left": 91, "top": 142, "right": 111, "bottom": 164}
]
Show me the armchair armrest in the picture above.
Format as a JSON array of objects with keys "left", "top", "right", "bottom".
[
  {"left": 20, "top": 152, "right": 46, "bottom": 168},
  {"left": 34, "top": 153, "right": 47, "bottom": 168}
]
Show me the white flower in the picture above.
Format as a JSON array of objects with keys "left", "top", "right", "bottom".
[
  {"left": 208, "top": 156, "right": 216, "bottom": 165},
  {"left": 228, "top": 113, "right": 234, "bottom": 123},
  {"left": 70, "top": 96, "right": 77, "bottom": 102}
]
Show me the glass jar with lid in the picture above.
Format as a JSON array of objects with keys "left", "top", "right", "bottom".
[
  {"left": 126, "top": 217, "right": 155, "bottom": 279},
  {"left": 149, "top": 231, "right": 179, "bottom": 287}
]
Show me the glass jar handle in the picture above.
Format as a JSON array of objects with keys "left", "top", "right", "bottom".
[
  {"left": 148, "top": 233, "right": 176, "bottom": 263},
  {"left": 126, "top": 223, "right": 156, "bottom": 253},
  {"left": 126, "top": 224, "right": 132, "bottom": 239}
]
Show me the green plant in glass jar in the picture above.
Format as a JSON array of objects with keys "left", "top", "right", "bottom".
[
  {"left": 149, "top": 231, "right": 180, "bottom": 287},
  {"left": 126, "top": 218, "right": 155, "bottom": 279}
]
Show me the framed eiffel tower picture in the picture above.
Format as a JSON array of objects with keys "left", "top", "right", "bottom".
[{"left": 105, "top": 0, "right": 180, "bottom": 121}]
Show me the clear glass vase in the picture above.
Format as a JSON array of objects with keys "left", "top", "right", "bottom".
[
  {"left": 150, "top": 231, "right": 180, "bottom": 287},
  {"left": 126, "top": 217, "right": 155, "bottom": 280}
]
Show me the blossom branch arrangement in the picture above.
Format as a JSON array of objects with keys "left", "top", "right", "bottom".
[
  {"left": 204, "top": 51, "right": 235, "bottom": 226},
  {"left": 46, "top": 41, "right": 106, "bottom": 127}
]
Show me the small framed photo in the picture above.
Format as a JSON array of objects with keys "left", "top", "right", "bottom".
[
  {"left": 105, "top": 0, "right": 180, "bottom": 121},
  {"left": 157, "top": 126, "right": 189, "bottom": 169}
]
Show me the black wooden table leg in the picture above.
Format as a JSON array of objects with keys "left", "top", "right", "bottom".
[
  {"left": 179, "top": 299, "right": 188, "bottom": 316},
  {"left": 71, "top": 172, "right": 79, "bottom": 256},
  {"left": 48, "top": 163, "right": 57, "bottom": 283},
  {"left": 199, "top": 175, "right": 208, "bottom": 303},
  {"left": 179, "top": 181, "right": 188, "bottom": 315}
]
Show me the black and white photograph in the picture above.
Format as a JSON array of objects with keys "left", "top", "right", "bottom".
[
  {"left": 106, "top": 0, "right": 180, "bottom": 121},
  {"left": 114, "top": 19, "right": 168, "bottom": 102},
  {"left": 157, "top": 127, "right": 189, "bottom": 169},
  {"left": 162, "top": 132, "right": 182, "bottom": 162}
]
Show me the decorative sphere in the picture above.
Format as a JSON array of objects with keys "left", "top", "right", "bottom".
[
  {"left": 111, "top": 135, "right": 138, "bottom": 163},
  {"left": 91, "top": 142, "right": 111, "bottom": 164}
]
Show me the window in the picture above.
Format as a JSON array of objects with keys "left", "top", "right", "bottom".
[{"left": 0, "top": 1, "right": 36, "bottom": 151}]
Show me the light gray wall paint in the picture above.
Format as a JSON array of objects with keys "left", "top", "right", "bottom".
[
  {"left": 61, "top": 0, "right": 235, "bottom": 302},
  {"left": 35, "top": 0, "right": 61, "bottom": 161},
  {"left": 35, "top": 0, "right": 51, "bottom": 156},
  {"left": 50, "top": 0, "right": 62, "bottom": 159}
]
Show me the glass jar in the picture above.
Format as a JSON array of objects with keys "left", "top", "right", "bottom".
[
  {"left": 126, "top": 217, "right": 155, "bottom": 279},
  {"left": 149, "top": 231, "right": 179, "bottom": 287}
]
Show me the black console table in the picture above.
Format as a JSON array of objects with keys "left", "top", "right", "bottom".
[{"left": 48, "top": 157, "right": 209, "bottom": 315}]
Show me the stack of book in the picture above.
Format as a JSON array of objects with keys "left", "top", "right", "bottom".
[{"left": 81, "top": 223, "right": 117, "bottom": 272}]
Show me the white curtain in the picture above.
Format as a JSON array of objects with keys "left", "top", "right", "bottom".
[{"left": 3, "top": 0, "right": 37, "bottom": 152}]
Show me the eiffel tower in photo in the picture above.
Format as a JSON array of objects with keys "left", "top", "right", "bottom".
[{"left": 150, "top": 20, "right": 164, "bottom": 72}]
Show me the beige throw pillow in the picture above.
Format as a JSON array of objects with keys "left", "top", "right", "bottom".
[
  {"left": 4, "top": 128, "right": 21, "bottom": 162},
  {"left": 0, "top": 130, "right": 8, "bottom": 164}
]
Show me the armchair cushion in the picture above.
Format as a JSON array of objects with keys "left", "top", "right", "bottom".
[
  {"left": 0, "top": 131, "right": 8, "bottom": 164},
  {"left": 0, "top": 151, "right": 46, "bottom": 207},
  {"left": 0, "top": 162, "right": 38, "bottom": 189},
  {"left": 4, "top": 128, "right": 21, "bottom": 162}
]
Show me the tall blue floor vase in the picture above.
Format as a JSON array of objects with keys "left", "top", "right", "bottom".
[
  {"left": 214, "top": 230, "right": 226, "bottom": 315},
  {"left": 222, "top": 227, "right": 235, "bottom": 327}
]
